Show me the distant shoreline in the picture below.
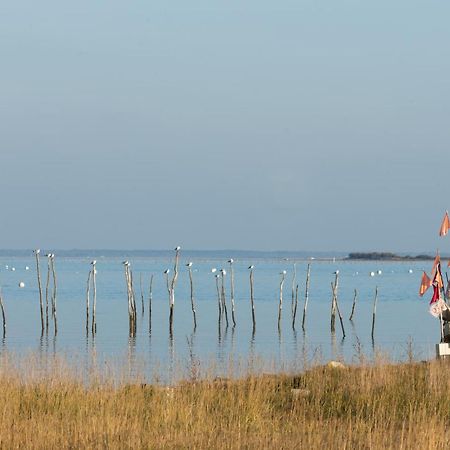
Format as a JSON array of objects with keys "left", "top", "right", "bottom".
[{"left": 345, "top": 252, "right": 435, "bottom": 261}]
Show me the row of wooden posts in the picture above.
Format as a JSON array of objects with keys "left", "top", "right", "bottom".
[{"left": 0, "top": 249, "right": 379, "bottom": 339}]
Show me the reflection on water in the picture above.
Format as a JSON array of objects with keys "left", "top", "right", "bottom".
[{"left": 0, "top": 255, "right": 441, "bottom": 381}]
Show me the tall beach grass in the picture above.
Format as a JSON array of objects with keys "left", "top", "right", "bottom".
[{"left": 0, "top": 352, "right": 448, "bottom": 448}]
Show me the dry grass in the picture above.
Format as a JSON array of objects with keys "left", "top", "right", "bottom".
[{"left": 0, "top": 354, "right": 448, "bottom": 449}]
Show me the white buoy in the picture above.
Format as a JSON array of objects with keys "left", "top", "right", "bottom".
[
  {"left": 408, "top": 269, "right": 413, "bottom": 274},
  {"left": 25, "top": 266, "right": 29, "bottom": 270},
  {"left": 19, "top": 281, "right": 25, "bottom": 288},
  {"left": 11, "top": 267, "right": 15, "bottom": 272},
  {"left": 377, "top": 270, "right": 382, "bottom": 275},
  {"left": 370, "top": 271, "right": 375, "bottom": 277}
]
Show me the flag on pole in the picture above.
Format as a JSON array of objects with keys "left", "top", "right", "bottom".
[
  {"left": 419, "top": 271, "right": 432, "bottom": 296},
  {"left": 430, "top": 283, "right": 440, "bottom": 304},
  {"left": 433, "top": 262, "right": 444, "bottom": 289},
  {"left": 431, "top": 252, "right": 441, "bottom": 278},
  {"left": 439, "top": 211, "right": 450, "bottom": 236}
]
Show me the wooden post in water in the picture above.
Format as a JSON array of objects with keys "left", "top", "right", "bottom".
[
  {"left": 148, "top": 274, "right": 153, "bottom": 332},
  {"left": 0, "top": 289, "right": 6, "bottom": 338},
  {"left": 85, "top": 268, "right": 92, "bottom": 335},
  {"left": 371, "top": 286, "right": 378, "bottom": 339},
  {"left": 91, "top": 260, "right": 97, "bottom": 335},
  {"left": 169, "top": 246, "right": 180, "bottom": 334},
  {"left": 33, "top": 249, "right": 44, "bottom": 333},
  {"left": 140, "top": 273, "right": 145, "bottom": 316},
  {"left": 278, "top": 270, "right": 287, "bottom": 332},
  {"left": 51, "top": 254, "right": 58, "bottom": 335},
  {"left": 331, "top": 281, "right": 346, "bottom": 338},
  {"left": 302, "top": 263, "right": 311, "bottom": 331},
  {"left": 292, "top": 284, "right": 299, "bottom": 329},
  {"left": 228, "top": 259, "right": 236, "bottom": 327},
  {"left": 349, "top": 289, "right": 358, "bottom": 321},
  {"left": 214, "top": 271, "right": 222, "bottom": 320},
  {"left": 330, "top": 271, "right": 339, "bottom": 333},
  {"left": 220, "top": 269, "right": 229, "bottom": 327},
  {"left": 186, "top": 262, "right": 197, "bottom": 329},
  {"left": 45, "top": 254, "right": 51, "bottom": 331},
  {"left": 129, "top": 267, "right": 136, "bottom": 336},
  {"left": 249, "top": 265, "right": 256, "bottom": 332},
  {"left": 291, "top": 262, "right": 297, "bottom": 317}
]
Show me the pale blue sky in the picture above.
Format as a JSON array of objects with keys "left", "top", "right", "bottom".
[{"left": 0, "top": 1, "right": 449, "bottom": 252}]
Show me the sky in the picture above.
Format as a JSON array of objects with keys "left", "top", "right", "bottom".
[{"left": 0, "top": 0, "right": 449, "bottom": 252}]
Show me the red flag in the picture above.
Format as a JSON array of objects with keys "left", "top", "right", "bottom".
[
  {"left": 430, "top": 283, "right": 440, "bottom": 304},
  {"left": 419, "top": 271, "right": 432, "bottom": 296},
  {"left": 439, "top": 211, "right": 450, "bottom": 236}
]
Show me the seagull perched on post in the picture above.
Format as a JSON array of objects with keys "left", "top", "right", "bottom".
[
  {"left": 220, "top": 269, "right": 226, "bottom": 276},
  {"left": 163, "top": 269, "right": 170, "bottom": 274},
  {"left": 34, "top": 249, "right": 40, "bottom": 255},
  {"left": 91, "top": 260, "right": 97, "bottom": 266},
  {"left": 186, "top": 262, "right": 193, "bottom": 267},
  {"left": 122, "top": 260, "right": 129, "bottom": 266},
  {"left": 248, "top": 265, "right": 254, "bottom": 270},
  {"left": 228, "top": 259, "right": 234, "bottom": 264},
  {"left": 211, "top": 268, "right": 217, "bottom": 273},
  {"left": 174, "top": 246, "right": 181, "bottom": 251}
]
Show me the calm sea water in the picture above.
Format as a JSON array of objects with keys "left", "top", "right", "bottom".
[{"left": 0, "top": 252, "right": 440, "bottom": 382}]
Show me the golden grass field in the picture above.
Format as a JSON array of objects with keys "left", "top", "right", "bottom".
[{"left": 0, "top": 354, "right": 448, "bottom": 449}]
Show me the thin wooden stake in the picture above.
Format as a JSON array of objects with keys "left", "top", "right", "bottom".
[
  {"left": 292, "top": 284, "right": 299, "bottom": 329},
  {"left": 278, "top": 271, "right": 286, "bottom": 332},
  {"left": 169, "top": 247, "right": 180, "bottom": 334},
  {"left": 91, "top": 261, "right": 97, "bottom": 335},
  {"left": 148, "top": 274, "right": 153, "bottom": 332},
  {"left": 0, "top": 289, "right": 6, "bottom": 338},
  {"left": 249, "top": 266, "right": 256, "bottom": 332},
  {"left": 45, "top": 254, "right": 51, "bottom": 331},
  {"left": 140, "top": 273, "right": 145, "bottom": 316},
  {"left": 291, "top": 262, "right": 297, "bottom": 317},
  {"left": 302, "top": 263, "right": 311, "bottom": 331},
  {"left": 187, "top": 264, "right": 197, "bottom": 329},
  {"left": 371, "top": 286, "right": 378, "bottom": 339},
  {"left": 220, "top": 270, "right": 229, "bottom": 327},
  {"left": 331, "top": 281, "right": 346, "bottom": 338},
  {"left": 51, "top": 254, "right": 57, "bottom": 335},
  {"left": 228, "top": 259, "right": 236, "bottom": 327},
  {"left": 330, "top": 271, "right": 339, "bottom": 333},
  {"left": 85, "top": 269, "right": 92, "bottom": 335},
  {"left": 215, "top": 274, "right": 222, "bottom": 319},
  {"left": 34, "top": 249, "right": 44, "bottom": 333},
  {"left": 349, "top": 289, "right": 358, "bottom": 321}
]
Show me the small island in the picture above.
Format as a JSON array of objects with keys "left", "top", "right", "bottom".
[{"left": 345, "top": 252, "right": 434, "bottom": 261}]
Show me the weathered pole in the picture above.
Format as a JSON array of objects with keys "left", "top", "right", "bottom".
[
  {"left": 0, "top": 289, "right": 6, "bottom": 338},
  {"left": 50, "top": 254, "right": 57, "bottom": 335},
  {"left": 186, "top": 263, "right": 197, "bottom": 329},
  {"left": 330, "top": 271, "right": 339, "bottom": 333},
  {"left": 291, "top": 262, "right": 297, "bottom": 317},
  {"left": 249, "top": 265, "right": 256, "bottom": 332},
  {"left": 301, "top": 263, "right": 311, "bottom": 331},
  {"left": 86, "top": 268, "right": 92, "bottom": 335},
  {"left": 228, "top": 259, "right": 236, "bottom": 327},
  {"left": 371, "top": 286, "right": 378, "bottom": 339},
  {"left": 33, "top": 249, "right": 44, "bottom": 333},
  {"left": 220, "top": 269, "right": 229, "bottom": 328},
  {"left": 91, "top": 260, "right": 97, "bottom": 335},
  {"left": 169, "top": 246, "right": 180, "bottom": 334},
  {"left": 45, "top": 254, "right": 51, "bottom": 331},
  {"left": 148, "top": 274, "right": 153, "bottom": 332},
  {"left": 278, "top": 270, "right": 287, "bottom": 332},
  {"left": 349, "top": 289, "right": 358, "bottom": 321}
]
